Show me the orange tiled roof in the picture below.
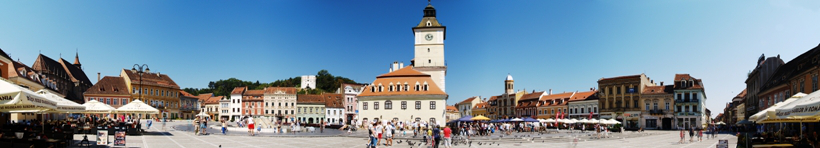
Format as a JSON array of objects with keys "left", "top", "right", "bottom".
[
  {"left": 569, "top": 91, "right": 597, "bottom": 102},
  {"left": 473, "top": 102, "right": 488, "bottom": 109},
  {"left": 245, "top": 90, "right": 265, "bottom": 96},
  {"left": 85, "top": 76, "right": 130, "bottom": 95},
  {"left": 297, "top": 94, "right": 326, "bottom": 104},
  {"left": 122, "top": 69, "right": 179, "bottom": 89},
  {"left": 359, "top": 67, "right": 446, "bottom": 97},
  {"left": 539, "top": 92, "right": 574, "bottom": 101},
  {"left": 598, "top": 74, "right": 642, "bottom": 81},
  {"left": 457, "top": 96, "right": 478, "bottom": 105},
  {"left": 231, "top": 87, "right": 247, "bottom": 94},
  {"left": 674, "top": 74, "right": 705, "bottom": 89},
  {"left": 520, "top": 91, "right": 545, "bottom": 101},
  {"left": 488, "top": 95, "right": 501, "bottom": 101},
  {"left": 735, "top": 89, "right": 747, "bottom": 98},
  {"left": 197, "top": 93, "right": 223, "bottom": 105},
  {"left": 324, "top": 94, "right": 344, "bottom": 108},
  {"left": 179, "top": 90, "right": 195, "bottom": 97},
  {"left": 265, "top": 87, "right": 298, "bottom": 94},
  {"left": 446, "top": 106, "right": 458, "bottom": 112}
]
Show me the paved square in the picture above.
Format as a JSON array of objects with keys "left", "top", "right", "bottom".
[{"left": 74, "top": 121, "right": 737, "bottom": 148}]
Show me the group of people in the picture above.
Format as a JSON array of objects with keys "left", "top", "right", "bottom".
[
  {"left": 678, "top": 126, "right": 714, "bottom": 144},
  {"left": 364, "top": 120, "right": 452, "bottom": 148}
]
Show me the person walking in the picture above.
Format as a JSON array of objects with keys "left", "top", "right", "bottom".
[
  {"left": 679, "top": 129, "right": 685, "bottom": 144},
  {"left": 221, "top": 119, "right": 227, "bottom": 135},
  {"left": 247, "top": 116, "right": 255, "bottom": 136},
  {"left": 147, "top": 117, "right": 153, "bottom": 130},
  {"left": 433, "top": 125, "right": 441, "bottom": 148},
  {"left": 688, "top": 127, "right": 694, "bottom": 143},
  {"left": 698, "top": 128, "right": 703, "bottom": 142},
  {"left": 194, "top": 116, "right": 200, "bottom": 135},
  {"left": 201, "top": 117, "right": 208, "bottom": 135},
  {"left": 375, "top": 122, "right": 383, "bottom": 146},
  {"left": 443, "top": 125, "right": 452, "bottom": 148},
  {"left": 385, "top": 123, "right": 394, "bottom": 146}
]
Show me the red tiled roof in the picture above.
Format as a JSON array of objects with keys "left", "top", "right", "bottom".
[
  {"left": 324, "top": 94, "right": 344, "bottom": 108},
  {"left": 457, "top": 96, "right": 478, "bottom": 105},
  {"left": 569, "top": 91, "right": 597, "bottom": 102},
  {"left": 264, "top": 87, "right": 298, "bottom": 94},
  {"left": 539, "top": 92, "right": 574, "bottom": 102},
  {"left": 376, "top": 66, "right": 429, "bottom": 78},
  {"left": 231, "top": 87, "right": 246, "bottom": 94},
  {"left": 473, "top": 102, "right": 488, "bottom": 109},
  {"left": 359, "top": 67, "right": 446, "bottom": 97},
  {"left": 179, "top": 90, "right": 195, "bottom": 97},
  {"left": 520, "top": 91, "right": 545, "bottom": 101},
  {"left": 197, "top": 93, "right": 223, "bottom": 105},
  {"left": 245, "top": 90, "right": 265, "bottom": 96},
  {"left": 297, "top": 94, "right": 326, "bottom": 104},
  {"left": 735, "top": 89, "right": 747, "bottom": 98},
  {"left": 598, "top": 74, "right": 642, "bottom": 81},
  {"left": 122, "top": 69, "right": 179, "bottom": 89},
  {"left": 488, "top": 95, "right": 501, "bottom": 101},
  {"left": 446, "top": 106, "right": 458, "bottom": 112},
  {"left": 85, "top": 76, "right": 130, "bottom": 95},
  {"left": 674, "top": 74, "right": 705, "bottom": 89}
]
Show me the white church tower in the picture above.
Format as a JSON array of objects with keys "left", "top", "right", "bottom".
[{"left": 412, "top": 2, "right": 447, "bottom": 92}]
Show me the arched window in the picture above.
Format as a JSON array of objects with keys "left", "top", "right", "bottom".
[
  {"left": 385, "top": 100, "right": 392, "bottom": 110},
  {"left": 415, "top": 84, "right": 420, "bottom": 91},
  {"left": 404, "top": 83, "right": 409, "bottom": 91}
]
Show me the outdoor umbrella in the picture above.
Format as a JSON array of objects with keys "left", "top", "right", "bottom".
[
  {"left": 735, "top": 120, "right": 753, "bottom": 125},
  {"left": 81, "top": 100, "right": 116, "bottom": 114},
  {"left": 749, "top": 93, "right": 804, "bottom": 123},
  {"left": 589, "top": 118, "right": 599, "bottom": 124},
  {"left": 36, "top": 90, "right": 85, "bottom": 113},
  {"left": 543, "top": 118, "right": 555, "bottom": 123},
  {"left": 116, "top": 99, "right": 160, "bottom": 114},
  {"left": 509, "top": 118, "right": 524, "bottom": 122},
  {"left": 470, "top": 115, "right": 491, "bottom": 121},
  {"left": 196, "top": 111, "right": 209, "bottom": 117},
  {"left": 0, "top": 80, "right": 57, "bottom": 112},
  {"left": 522, "top": 117, "right": 539, "bottom": 122},
  {"left": 457, "top": 115, "right": 474, "bottom": 122},
  {"left": 578, "top": 118, "right": 590, "bottom": 124}
]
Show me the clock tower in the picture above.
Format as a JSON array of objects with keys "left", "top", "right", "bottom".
[{"left": 413, "top": 3, "right": 447, "bottom": 92}]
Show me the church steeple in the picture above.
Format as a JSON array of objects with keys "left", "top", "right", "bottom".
[{"left": 73, "top": 50, "right": 81, "bottom": 68}]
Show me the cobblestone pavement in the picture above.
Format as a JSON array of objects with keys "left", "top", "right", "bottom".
[{"left": 72, "top": 120, "right": 737, "bottom": 148}]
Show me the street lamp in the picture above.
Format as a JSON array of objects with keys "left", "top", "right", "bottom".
[{"left": 132, "top": 64, "right": 149, "bottom": 118}]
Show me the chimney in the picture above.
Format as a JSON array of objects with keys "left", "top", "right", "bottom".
[
  {"left": 590, "top": 88, "right": 593, "bottom": 91},
  {"left": 97, "top": 72, "right": 100, "bottom": 81},
  {"left": 660, "top": 81, "right": 664, "bottom": 86},
  {"left": 549, "top": 89, "right": 552, "bottom": 95},
  {"left": 651, "top": 80, "right": 654, "bottom": 84},
  {"left": 399, "top": 62, "right": 404, "bottom": 69}
]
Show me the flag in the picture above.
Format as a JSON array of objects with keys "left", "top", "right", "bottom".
[{"left": 588, "top": 111, "right": 593, "bottom": 120}]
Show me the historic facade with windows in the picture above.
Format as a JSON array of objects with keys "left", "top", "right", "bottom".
[
  {"left": 639, "top": 84, "right": 674, "bottom": 130},
  {"left": 566, "top": 90, "right": 599, "bottom": 120},
  {"left": 356, "top": 3, "right": 448, "bottom": 125},
  {"left": 673, "top": 74, "right": 707, "bottom": 129},
  {"left": 598, "top": 74, "right": 655, "bottom": 130}
]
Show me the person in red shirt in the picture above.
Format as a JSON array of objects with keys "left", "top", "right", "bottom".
[{"left": 443, "top": 125, "right": 452, "bottom": 148}]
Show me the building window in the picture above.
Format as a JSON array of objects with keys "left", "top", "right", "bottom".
[
  {"left": 363, "top": 102, "right": 368, "bottom": 110},
  {"left": 633, "top": 100, "right": 639, "bottom": 109},
  {"left": 616, "top": 86, "right": 621, "bottom": 94},
  {"left": 415, "top": 101, "right": 421, "bottom": 109},
  {"left": 653, "top": 102, "right": 658, "bottom": 110},
  {"left": 801, "top": 79, "right": 805, "bottom": 93},
  {"left": 401, "top": 101, "right": 407, "bottom": 109},
  {"left": 404, "top": 84, "right": 409, "bottom": 91},
  {"left": 385, "top": 100, "right": 392, "bottom": 109},
  {"left": 814, "top": 74, "right": 818, "bottom": 91},
  {"left": 645, "top": 103, "right": 649, "bottom": 110},
  {"left": 430, "top": 101, "right": 436, "bottom": 109},
  {"left": 374, "top": 102, "right": 379, "bottom": 110}
]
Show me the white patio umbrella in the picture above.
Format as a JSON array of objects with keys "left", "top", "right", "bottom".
[
  {"left": 196, "top": 111, "right": 209, "bottom": 117},
  {"left": 578, "top": 118, "right": 590, "bottom": 124},
  {"left": 116, "top": 99, "right": 160, "bottom": 114},
  {"left": 82, "top": 100, "right": 116, "bottom": 114},
  {"left": 589, "top": 118, "right": 599, "bottom": 124},
  {"left": 37, "top": 90, "right": 85, "bottom": 113},
  {"left": 509, "top": 118, "right": 524, "bottom": 122},
  {"left": 543, "top": 118, "right": 555, "bottom": 123},
  {"left": 566, "top": 118, "right": 578, "bottom": 124},
  {"left": 0, "top": 79, "right": 57, "bottom": 112}
]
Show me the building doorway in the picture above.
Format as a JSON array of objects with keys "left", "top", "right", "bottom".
[{"left": 662, "top": 118, "right": 672, "bottom": 130}]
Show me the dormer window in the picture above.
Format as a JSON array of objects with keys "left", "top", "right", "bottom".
[
  {"left": 426, "top": 21, "right": 432, "bottom": 27},
  {"left": 404, "top": 83, "right": 409, "bottom": 91}
]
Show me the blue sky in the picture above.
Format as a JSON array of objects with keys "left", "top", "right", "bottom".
[{"left": 1, "top": 1, "right": 819, "bottom": 117}]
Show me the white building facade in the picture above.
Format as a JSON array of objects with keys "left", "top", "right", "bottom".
[
  {"left": 263, "top": 87, "right": 297, "bottom": 123},
  {"left": 673, "top": 74, "right": 708, "bottom": 129},
  {"left": 455, "top": 96, "right": 481, "bottom": 117}
]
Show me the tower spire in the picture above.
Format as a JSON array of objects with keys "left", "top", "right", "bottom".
[{"left": 73, "top": 48, "right": 82, "bottom": 68}]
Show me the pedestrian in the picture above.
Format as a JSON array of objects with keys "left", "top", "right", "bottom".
[
  {"left": 443, "top": 125, "right": 452, "bottom": 148},
  {"left": 375, "top": 122, "right": 383, "bottom": 146},
  {"left": 679, "top": 129, "right": 685, "bottom": 144},
  {"left": 698, "top": 128, "right": 703, "bottom": 142},
  {"left": 688, "top": 127, "right": 694, "bottom": 143},
  {"left": 221, "top": 119, "right": 227, "bottom": 135},
  {"left": 147, "top": 117, "right": 153, "bottom": 130},
  {"left": 433, "top": 125, "right": 441, "bottom": 148},
  {"left": 247, "top": 116, "right": 255, "bottom": 136},
  {"left": 385, "top": 123, "right": 394, "bottom": 146},
  {"left": 194, "top": 116, "right": 200, "bottom": 135},
  {"left": 162, "top": 116, "right": 167, "bottom": 131},
  {"left": 201, "top": 117, "right": 208, "bottom": 135}
]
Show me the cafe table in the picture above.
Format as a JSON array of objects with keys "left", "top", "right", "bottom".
[{"left": 752, "top": 143, "right": 794, "bottom": 148}]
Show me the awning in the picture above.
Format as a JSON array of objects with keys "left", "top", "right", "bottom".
[
  {"left": 116, "top": 99, "right": 159, "bottom": 114},
  {"left": 0, "top": 79, "right": 57, "bottom": 112},
  {"left": 774, "top": 92, "right": 820, "bottom": 120},
  {"left": 749, "top": 93, "right": 804, "bottom": 123},
  {"left": 36, "top": 90, "right": 85, "bottom": 113}
]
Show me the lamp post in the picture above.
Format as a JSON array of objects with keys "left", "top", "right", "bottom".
[{"left": 132, "top": 64, "right": 149, "bottom": 119}]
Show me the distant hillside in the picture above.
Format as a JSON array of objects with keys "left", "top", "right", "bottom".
[{"left": 183, "top": 70, "right": 359, "bottom": 97}]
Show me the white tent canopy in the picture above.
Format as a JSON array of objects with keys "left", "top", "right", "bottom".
[
  {"left": 542, "top": 118, "right": 555, "bottom": 123},
  {"left": 774, "top": 91, "right": 820, "bottom": 119},
  {"left": 36, "top": 90, "right": 85, "bottom": 113},
  {"left": 82, "top": 100, "right": 116, "bottom": 113},
  {"left": 196, "top": 111, "right": 209, "bottom": 117},
  {"left": 749, "top": 93, "right": 805, "bottom": 123},
  {"left": 116, "top": 99, "right": 159, "bottom": 114},
  {"left": 509, "top": 118, "right": 524, "bottom": 122},
  {"left": 0, "top": 79, "right": 57, "bottom": 112}
]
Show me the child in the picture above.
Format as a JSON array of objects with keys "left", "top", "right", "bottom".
[{"left": 698, "top": 129, "right": 703, "bottom": 142}]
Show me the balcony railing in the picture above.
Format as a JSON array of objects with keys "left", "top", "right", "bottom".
[
  {"left": 676, "top": 112, "right": 700, "bottom": 116},
  {"left": 675, "top": 99, "right": 699, "bottom": 103},
  {"left": 649, "top": 110, "right": 666, "bottom": 115}
]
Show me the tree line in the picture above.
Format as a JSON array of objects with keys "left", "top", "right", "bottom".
[{"left": 182, "top": 70, "right": 361, "bottom": 97}]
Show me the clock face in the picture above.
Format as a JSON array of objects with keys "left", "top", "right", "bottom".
[{"left": 425, "top": 34, "right": 433, "bottom": 41}]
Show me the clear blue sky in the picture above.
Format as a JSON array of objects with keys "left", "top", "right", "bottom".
[{"left": 2, "top": 1, "right": 819, "bottom": 117}]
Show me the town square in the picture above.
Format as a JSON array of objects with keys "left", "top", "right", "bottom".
[{"left": 0, "top": 1, "right": 819, "bottom": 148}]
